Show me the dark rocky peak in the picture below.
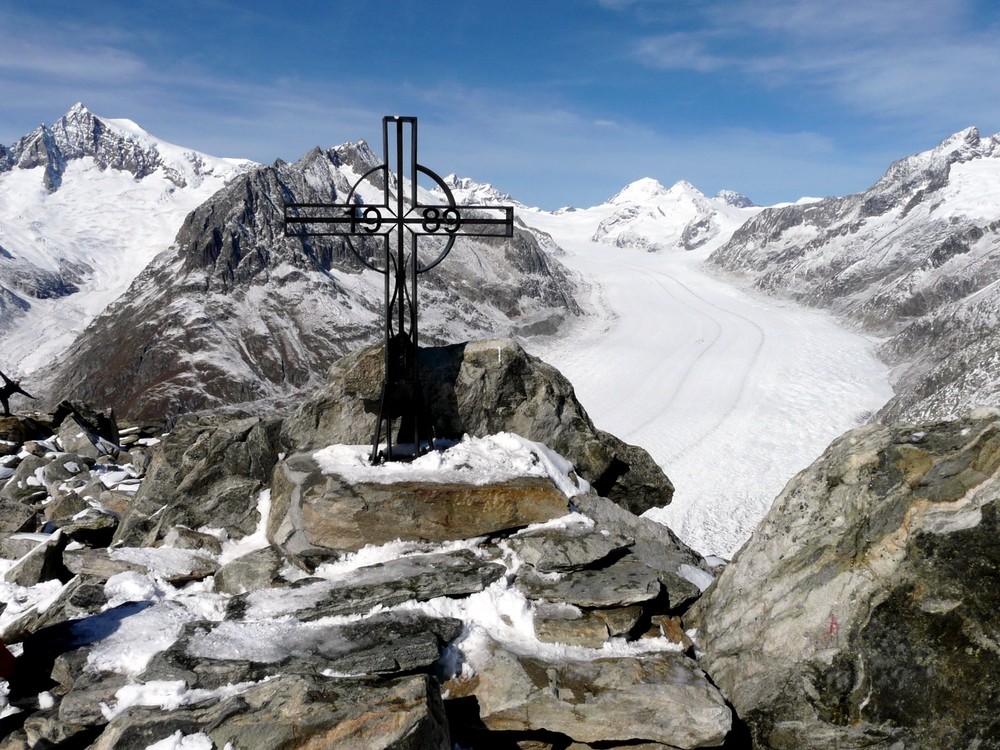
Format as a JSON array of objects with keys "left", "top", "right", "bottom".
[
  {"left": 173, "top": 159, "right": 378, "bottom": 292},
  {"left": 329, "top": 138, "right": 381, "bottom": 179},
  {"left": 8, "top": 124, "right": 65, "bottom": 190},
  {"left": 290, "top": 146, "right": 362, "bottom": 202},
  {"left": 714, "top": 189, "right": 755, "bottom": 208},
  {"left": 1, "top": 103, "right": 166, "bottom": 191},
  {"left": 50, "top": 102, "right": 163, "bottom": 182}
]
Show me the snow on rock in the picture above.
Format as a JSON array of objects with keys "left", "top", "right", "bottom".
[
  {"left": 1, "top": 404, "right": 728, "bottom": 747},
  {"left": 313, "top": 433, "right": 589, "bottom": 498}
]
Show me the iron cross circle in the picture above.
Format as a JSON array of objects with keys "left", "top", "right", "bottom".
[{"left": 284, "top": 116, "right": 513, "bottom": 276}]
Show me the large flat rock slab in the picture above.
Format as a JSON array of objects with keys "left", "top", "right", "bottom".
[
  {"left": 228, "top": 549, "right": 505, "bottom": 620},
  {"left": 269, "top": 450, "right": 571, "bottom": 563},
  {"left": 92, "top": 672, "right": 451, "bottom": 750}
]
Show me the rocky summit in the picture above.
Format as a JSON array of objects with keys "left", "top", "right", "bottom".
[
  {"left": 2, "top": 336, "right": 997, "bottom": 748},
  {"left": 0, "top": 339, "right": 732, "bottom": 750}
]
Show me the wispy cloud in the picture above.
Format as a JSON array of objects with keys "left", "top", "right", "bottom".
[{"left": 632, "top": 0, "right": 1000, "bottom": 125}]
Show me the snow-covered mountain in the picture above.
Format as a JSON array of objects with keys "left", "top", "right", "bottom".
[
  {"left": 528, "top": 177, "right": 760, "bottom": 254},
  {"left": 36, "top": 142, "right": 581, "bottom": 421},
  {"left": 708, "top": 127, "right": 1000, "bottom": 421},
  {"left": 0, "top": 103, "right": 253, "bottom": 374}
]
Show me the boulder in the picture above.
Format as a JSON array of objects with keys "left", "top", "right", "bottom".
[
  {"left": 213, "top": 546, "right": 283, "bottom": 595},
  {"left": 0, "top": 454, "right": 48, "bottom": 507},
  {"left": 51, "top": 400, "right": 120, "bottom": 447},
  {"left": 3, "top": 530, "right": 71, "bottom": 586},
  {"left": 533, "top": 603, "right": 644, "bottom": 648},
  {"left": 90, "top": 673, "right": 451, "bottom": 750},
  {"left": 516, "top": 553, "right": 662, "bottom": 609},
  {"left": 572, "top": 492, "right": 709, "bottom": 610},
  {"left": 446, "top": 635, "right": 731, "bottom": 747},
  {"left": 690, "top": 410, "right": 1000, "bottom": 749},
  {"left": 269, "top": 451, "right": 571, "bottom": 564},
  {"left": 281, "top": 339, "right": 674, "bottom": 515},
  {"left": 114, "top": 414, "right": 282, "bottom": 546},
  {"left": 142, "top": 611, "right": 463, "bottom": 688},
  {"left": 507, "top": 521, "right": 633, "bottom": 573}
]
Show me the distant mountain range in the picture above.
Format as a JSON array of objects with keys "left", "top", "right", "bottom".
[{"left": 3, "top": 104, "right": 999, "bottom": 425}]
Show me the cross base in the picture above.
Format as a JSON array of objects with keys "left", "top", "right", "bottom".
[{"left": 370, "top": 336, "right": 434, "bottom": 464}]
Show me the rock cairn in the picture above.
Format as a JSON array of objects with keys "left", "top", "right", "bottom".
[{"left": 0, "top": 341, "right": 732, "bottom": 749}]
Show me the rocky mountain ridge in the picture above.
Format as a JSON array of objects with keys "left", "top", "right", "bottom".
[
  {"left": 707, "top": 126, "right": 1000, "bottom": 422},
  {"left": 0, "top": 102, "right": 250, "bottom": 196}
]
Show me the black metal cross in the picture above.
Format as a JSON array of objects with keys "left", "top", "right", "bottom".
[{"left": 284, "top": 116, "right": 514, "bottom": 463}]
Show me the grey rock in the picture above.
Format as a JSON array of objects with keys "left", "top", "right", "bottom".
[
  {"left": 573, "top": 492, "right": 708, "bottom": 610},
  {"left": 57, "top": 416, "right": 103, "bottom": 459},
  {"left": 91, "top": 673, "right": 451, "bottom": 750},
  {"left": 41, "top": 483, "right": 89, "bottom": 522},
  {"left": 23, "top": 707, "right": 96, "bottom": 749},
  {"left": 114, "top": 413, "right": 281, "bottom": 546},
  {"left": 144, "top": 611, "right": 463, "bottom": 688},
  {"left": 516, "top": 553, "right": 662, "bottom": 609},
  {"left": 0, "top": 499, "right": 37, "bottom": 537},
  {"left": 161, "top": 525, "right": 224, "bottom": 554},
  {"left": 63, "top": 548, "right": 147, "bottom": 580},
  {"left": 282, "top": 338, "right": 674, "bottom": 516},
  {"left": 0, "top": 531, "right": 52, "bottom": 560},
  {"left": 690, "top": 411, "right": 1000, "bottom": 749},
  {"left": 447, "top": 635, "right": 730, "bottom": 747},
  {"left": 229, "top": 549, "right": 504, "bottom": 621},
  {"left": 269, "top": 451, "right": 570, "bottom": 564},
  {"left": 58, "top": 672, "right": 130, "bottom": 727},
  {"left": 0, "top": 575, "right": 88, "bottom": 645},
  {"left": 49, "top": 507, "right": 118, "bottom": 547},
  {"left": 0, "top": 453, "right": 48, "bottom": 506},
  {"left": 3, "top": 530, "right": 70, "bottom": 586},
  {"left": 532, "top": 602, "right": 643, "bottom": 648},
  {"left": 63, "top": 547, "right": 216, "bottom": 585},
  {"left": 40, "top": 451, "right": 95, "bottom": 485},
  {"left": 213, "top": 545, "right": 283, "bottom": 595},
  {"left": 508, "top": 522, "right": 633, "bottom": 573}
]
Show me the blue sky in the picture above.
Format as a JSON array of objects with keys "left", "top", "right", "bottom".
[{"left": 2, "top": 0, "right": 999, "bottom": 209}]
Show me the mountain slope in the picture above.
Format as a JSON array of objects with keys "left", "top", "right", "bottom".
[
  {"left": 38, "top": 144, "right": 581, "bottom": 421},
  {"left": 0, "top": 103, "right": 253, "bottom": 374},
  {"left": 707, "top": 127, "right": 1000, "bottom": 421}
]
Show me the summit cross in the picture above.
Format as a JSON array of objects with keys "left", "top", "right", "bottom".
[{"left": 284, "top": 116, "right": 514, "bottom": 463}]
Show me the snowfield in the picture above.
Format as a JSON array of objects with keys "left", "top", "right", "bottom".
[{"left": 521, "top": 210, "right": 894, "bottom": 558}]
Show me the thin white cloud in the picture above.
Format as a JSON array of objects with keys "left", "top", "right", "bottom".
[{"left": 632, "top": 0, "right": 1000, "bottom": 126}]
